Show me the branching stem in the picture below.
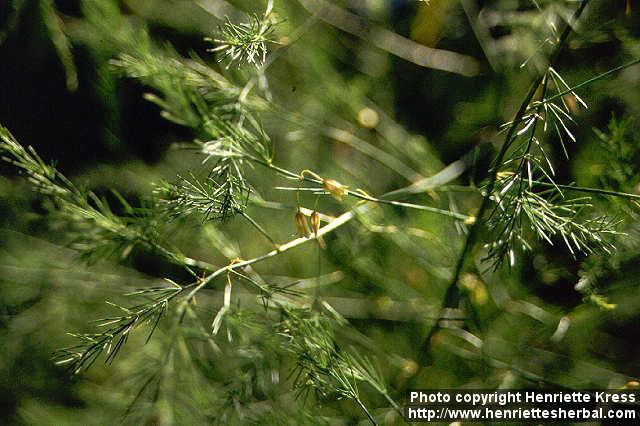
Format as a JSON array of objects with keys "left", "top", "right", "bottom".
[
  {"left": 356, "top": 397, "right": 378, "bottom": 425},
  {"left": 542, "top": 57, "right": 640, "bottom": 105},
  {"left": 185, "top": 209, "right": 357, "bottom": 301},
  {"left": 532, "top": 181, "right": 640, "bottom": 201},
  {"left": 250, "top": 157, "right": 472, "bottom": 220},
  {"left": 240, "top": 211, "right": 279, "bottom": 247},
  {"left": 421, "top": 0, "right": 591, "bottom": 359}
]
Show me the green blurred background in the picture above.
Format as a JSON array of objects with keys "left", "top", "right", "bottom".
[{"left": 1, "top": 0, "right": 640, "bottom": 424}]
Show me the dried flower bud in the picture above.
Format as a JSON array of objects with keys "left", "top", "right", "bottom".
[
  {"left": 295, "top": 210, "right": 310, "bottom": 237},
  {"left": 310, "top": 211, "right": 326, "bottom": 249},
  {"left": 310, "top": 211, "right": 320, "bottom": 233},
  {"left": 323, "top": 178, "right": 347, "bottom": 200}
]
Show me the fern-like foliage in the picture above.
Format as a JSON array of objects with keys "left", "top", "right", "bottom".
[
  {"left": 102, "top": 7, "right": 274, "bottom": 223},
  {"left": 4, "top": 1, "right": 640, "bottom": 424},
  {"left": 278, "top": 307, "right": 395, "bottom": 422},
  {"left": 54, "top": 283, "right": 183, "bottom": 374},
  {"left": 0, "top": 127, "right": 147, "bottom": 262},
  {"left": 156, "top": 173, "right": 249, "bottom": 221},
  {"left": 483, "top": 65, "right": 619, "bottom": 268},
  {"left": 206, "top": 6, "right": 276, "bottom": 68}
]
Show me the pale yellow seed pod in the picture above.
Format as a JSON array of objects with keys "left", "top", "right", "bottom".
[
  {"left": 295, "top": 210, "right": 311, "bottom": 238},
  {"left": 323, "top": 179, "right": 347, "bottom": 201},
  {"left": 310, "top": 211, "right": 326, "bottom": 249},
  {"left": 310, "top": 211, "right": 320, "bottom": 233}
]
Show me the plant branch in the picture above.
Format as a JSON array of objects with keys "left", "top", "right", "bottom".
[
  {"left": 532, "top": 181, "right": 640, "bottom": 201},
  {"left": 355, "top": 397, "right": 378, "bottom": 425},
  {"left": 421, "top": 0, "right": 591, "bottom": 360},
  {"left": 251, "top": 157, "right": 472, "bottom": 220},
  {"left": 185, "top": 209, "right": 357, "bottom": 301},
  {"left": 240, "top": 211, "right": 279, "bottom": 247},
  {"left": 542, "top": 57, "right": 640, "bottom": 105}
]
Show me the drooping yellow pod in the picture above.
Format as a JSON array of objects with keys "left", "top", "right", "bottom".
[
  {"left": 310, "top": 210, "right": 326, "bottom": 249},
  {"left": 295, "top": 210, "right": 311, "bottom": 238},
  {"left": 323, "top": 179, "right": 347, "bottom": 201}
]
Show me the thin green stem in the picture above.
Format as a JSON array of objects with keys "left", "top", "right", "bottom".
[
  {"left": 251, "top": 157, "right": 471, "bottom": 220},
  {"left": 240, "top": 211, "right": 279, "bottom": 247},
  {"left": 355, "top": 397, "right": 378, "bottom": 426},
  {"left": 381, "top": 391, "right": 403, "bottom": 417},
  {"left": 351, "top": 191, "right": 471, "bottom": 221},
  {"left": 275, "top": 185, "right": 471, "bottom": 220},
  {"left": 542, "top": 57, "right": 640, "bottom": 105},
  {"left": 421, "top": 0, "right": 591, "bottom": 359},
  {"left": 533, "top": 181, "right": 640, "bottom": 201},
  {"left": 148, "top": 241, "right": 198, "bottom": 277},
  {"left": 185, "top": 209, "right": 356, "bottom": 301}
]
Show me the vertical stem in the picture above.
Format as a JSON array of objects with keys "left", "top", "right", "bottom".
[
  {"left": 421, "top": 0, "right": 591, "bottom": 359},
  {"left": 355, "top": 397, "right": 378, "bottom": 426}
]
